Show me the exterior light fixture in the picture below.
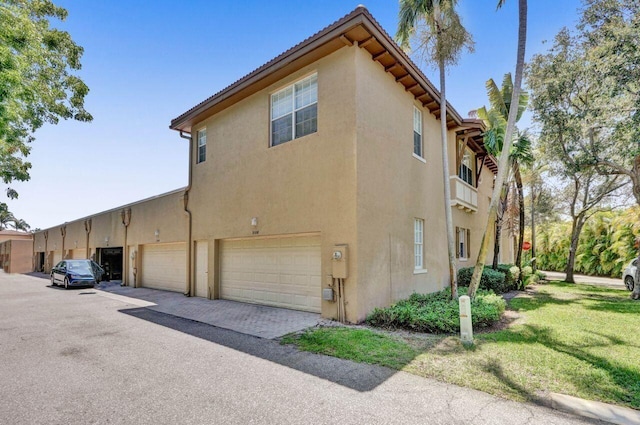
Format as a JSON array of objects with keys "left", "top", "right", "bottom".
[
  {"left": 251, "top": 217, "right": 258, "bottom": 227},
  {"left": 74, "top": 240, "right": 78, "bottom": 248},
  {"left": 105, "top": 236, "right": 109, "bottom": 246},
  {"left": 155, "top": 229, "right": 160, "bottom": 242}
]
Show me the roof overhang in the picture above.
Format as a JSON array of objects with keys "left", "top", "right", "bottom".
[
  {"left": 170, "top": 6, "right": 464, "bottom": 133},
  {"left": 457, "top": 119, "right": 499, "bottom": 174}
]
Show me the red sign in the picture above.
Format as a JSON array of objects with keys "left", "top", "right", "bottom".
[{"left": 523, "top": 241, "right": 531, "bottom": 251}]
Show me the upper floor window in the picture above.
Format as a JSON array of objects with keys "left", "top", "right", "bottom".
[
  {"left": 413, "top": 107, "right": 423, "bottom": 157},
  {"left": 459, "top": 149, "right": 474, "bottom": 186},
  {"left": 271, "top": 73, "right": 318, "bottom": 146},
  {"left": 197, "top": 129, "right": 207, "bottom": 163},
  {"left": 414, "top": 218, "right": 424, "bottom": 269}
]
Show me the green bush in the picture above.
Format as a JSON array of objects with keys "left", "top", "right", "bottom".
[
  {"left": 365, "top": 288, "right": 506, "bottom": 334},
  {"left": 458, "top": 266, "right": 509, "bottom": 293}
]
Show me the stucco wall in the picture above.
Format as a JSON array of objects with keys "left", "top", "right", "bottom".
[
  {"left": 1, "top": 240, "right": 33, "bottom": 273},
  {"left": 353, "top": 47, "right": 450, "bottom": 321},
  {"left": 188, "top": 46, "right": 358, "bottom": 319},
  {"left": 33, "top": 190, "right": 187, "bottom": 278}
]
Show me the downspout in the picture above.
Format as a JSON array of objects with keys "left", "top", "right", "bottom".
[
  {"left": 121, "top": 209, "right": 131, "bottom": 286},
  {"left": 44, "top": 231, "right": 48, "bottom": 272},
  {"left": 180, "top": 130, "right": 193, "bottom": 296},
  {"left": 84, "top": 219, "right": 92, "bottom": 260},
  {"left": 61, "top": 225, "right": 67, "bottom": 259}
]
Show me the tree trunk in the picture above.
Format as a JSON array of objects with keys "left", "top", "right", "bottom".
[
  {"left": 493, "top": 219, "right": 501, "bottom": 269},
  {"left": 531, "top": 175, "right": 537, "bottom": 273},
  {"left": 469, "top": 0, "right": 527, "bottom": 299},
  {"left": 514, "top": 165, "right": 525, "bottom": 279},
  {"left": 632, "top": 211, "right": 640, "bottom": 300},
  {"left": 492, "top": 181, "right": 509, "bottom": 269},
  {"left": 565, "top": 215, "right": 585, "bottom": 283},
  {"left": 439, "top": 58, "right": 458, "bottom": 300}
]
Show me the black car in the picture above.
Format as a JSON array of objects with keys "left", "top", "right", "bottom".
[{"left": 50, "top": 259, "right": 102, "bottom": 289}]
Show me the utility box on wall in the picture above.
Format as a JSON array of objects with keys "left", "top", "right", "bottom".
[{"left": 331, "top": 244, "right": 348, "bottom": 279}]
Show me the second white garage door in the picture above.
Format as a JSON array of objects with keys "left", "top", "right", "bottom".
[
  {"left": 140, "top": 243, "right": 186, "bottom": 292},
  {"left": 220, "top": 235, "right": 321, "bottom": 313}
]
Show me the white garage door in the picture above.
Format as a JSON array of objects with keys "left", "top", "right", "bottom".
[
  {"left": 140, "top": 243, "right": 186, "bottom": 292},
  {"left": 220, "top": 235, "right": 321, "bottom": 313}
]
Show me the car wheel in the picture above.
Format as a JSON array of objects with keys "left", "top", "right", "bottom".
[
  {"left": 624, "top": 276, "right": 634, "bottom": 292},
  {"left": 64, "top": 277, "right": 70, "bottom": 290},
  {"left": 51, "top": 275, "right": 56, "bottom": 287}
]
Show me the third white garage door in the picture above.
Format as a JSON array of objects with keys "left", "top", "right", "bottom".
[
  {"left": 220, "top": 235, "right": 321, "bottom": 313},
  {"left": 140, "top": 243, "right": 186, "bottom": 292}
]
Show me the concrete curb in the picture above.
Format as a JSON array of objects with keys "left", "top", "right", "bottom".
[{"left": 546, "top": 393, "right": 640, "bottom": 425}]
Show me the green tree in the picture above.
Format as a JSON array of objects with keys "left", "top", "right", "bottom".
[
  {"left": 527, "top": 2, "right": 635, "bottom": 286},
  {"left": 0, "top": 0, "right": 92, "bottom": 198},
  {"left": 468, "top": 0, "right": 528, "bottom": 299},
  {"left": 396, "top": 0, "right": 474, "bottom": 299},
  {"left": 476, "top": 74, "right": 532, "bottom": 274},
  {"left": 578, "top": 0, "right": 640, "bottom": 298}
]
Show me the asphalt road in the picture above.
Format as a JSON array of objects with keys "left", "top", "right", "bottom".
[{"left": 0, "top": 272, "right": 601, "bottom": 425}]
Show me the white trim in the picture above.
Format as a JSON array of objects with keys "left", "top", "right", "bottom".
[
  {"left": 412, "top": 153, "right": 426, "bottom": 163},
  {"left": 270, "top": 73, "right": 318, "bottom": 147},
  {"left": 413, "top": 269, "right": 428, "bottom": 275}
]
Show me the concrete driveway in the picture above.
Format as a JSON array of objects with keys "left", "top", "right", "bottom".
[
  {"left": 0, "top": 271, "right": 602, "bottom": 425},
  {"left": 28, "top": 273, "right": 320, "bottom": 339}
]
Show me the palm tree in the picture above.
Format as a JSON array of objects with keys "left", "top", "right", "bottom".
[
  {"left": 396, "top": 0, "right": 474, "bottom": 300},
  {"left": 10, "top": 218, "right": 30, "bottom": 232},
  {"left": 476, "top": 74, "right": 532, "bottom": 275},
  {"left": 468, "top": 0, "right": 528, "bottom": 299},
  {"left": 0, "top": 203, "right": 14, "bottom": 230}
]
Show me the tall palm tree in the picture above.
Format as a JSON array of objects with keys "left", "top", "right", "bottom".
[
  {"left": 396, "top": 0, "right": 473, "bottom": 300},
  {"left": 10, "top": 218, "right": 30, "bottom": 232},
  {"left": 0, "top": 203, "right": 14, "bottom": 230},
  {"left": 477, "top": 74, "right": 532, "bottom": 274},
  {"left": 468, "top": 0, "right": 528, "bottom": 299}
]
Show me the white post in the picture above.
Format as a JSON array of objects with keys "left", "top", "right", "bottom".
[{"left": 459, "top": 295, "right": 473, "bottom": 344}]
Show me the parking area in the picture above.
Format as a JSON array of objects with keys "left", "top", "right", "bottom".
[{"left": 28, "top": 272, "right": 320, "bottom": 339}]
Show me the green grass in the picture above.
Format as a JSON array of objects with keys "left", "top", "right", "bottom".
[{"left": 283, "top": 281, "right": 640, "bottom": 409}]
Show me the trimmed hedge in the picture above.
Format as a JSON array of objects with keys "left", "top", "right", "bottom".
[
  {"left": 457, "top": 264, "right": 520, "bottom": 293},
  {"left": 365, "top": 288, "right": 506, "bottom": 334}
]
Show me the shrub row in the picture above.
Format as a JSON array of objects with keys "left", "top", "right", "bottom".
[
  {"left": 365, "top": 288, "right": 506, "bottom": 334},
  {"left": 457, "top": 264, "right": 520, "bottom": 293}
]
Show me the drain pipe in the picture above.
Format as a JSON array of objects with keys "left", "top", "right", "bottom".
[
  {"left": 121, "top": 209, "right": 131, "bottom": 286},
  {"left": 180, "top": 130, "right": 193, "bottom": 297}
]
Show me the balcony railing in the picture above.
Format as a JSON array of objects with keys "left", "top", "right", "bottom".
[{"left": 450, "top": 176, "right": 478, "bottom": 213}]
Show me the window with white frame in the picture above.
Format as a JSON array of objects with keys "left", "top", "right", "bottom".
[
  {"left": 414, "top": 218, "right": 424, "bottom": 269},
  {"left": 271, "top": 73, "right": 318, "bottom": 146},
  {"left": 459, "top": 148, "right": 474, "bottom": 186},
  {"left": 197, "top": 129, "right": 206, "bottom": 164},
  {"left": 456, "top": 227, "right": 470, "bottom": 259},
  {"left": 413, "top": 107, "right": 423, "bottom": 157}
]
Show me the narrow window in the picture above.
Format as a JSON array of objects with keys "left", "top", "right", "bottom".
[
  {"left": 459, "top": 149, "right": 474, "bottom": 186},
  {"left": 197, "top": 129, "right": 207, "bottom": 163},
  {"left": 456, "top": 227, "right": 471, "bottom": 259},
  {"left": 414, "top": 218, "right": 424, "bottom": 269},
  {"left": 413, "top": 107, "right": 423, "bottom": 157},
  {"left": 271, "top": 73, "right": 317, "bottom": 146}
]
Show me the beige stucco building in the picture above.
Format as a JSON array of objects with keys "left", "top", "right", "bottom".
[{"left": 30, "top": 6, "right": 513, "bottom": 322}]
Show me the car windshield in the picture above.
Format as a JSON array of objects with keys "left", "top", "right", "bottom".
[{"left": 67, "top": 261, "right": 93, "bottom": 274}]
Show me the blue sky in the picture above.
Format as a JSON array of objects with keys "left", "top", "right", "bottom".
[{"left": 8, "top": 0, "right": 582, "bottom": 229}]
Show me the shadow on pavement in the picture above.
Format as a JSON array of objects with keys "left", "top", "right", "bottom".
[{"left": 119, "top": 307, "right": 398, "bottom": 392}]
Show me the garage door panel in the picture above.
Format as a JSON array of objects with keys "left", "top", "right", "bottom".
[
  {"left": 220, "top": 235, "right": 321, "bottom": 312},
  {"left": 140, "top": 243, "right": 186, "bottom": 292}
]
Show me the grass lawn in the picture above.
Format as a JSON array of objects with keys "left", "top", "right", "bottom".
[{"left": 282, "top": 281, "right": 640, "bottom": 409}]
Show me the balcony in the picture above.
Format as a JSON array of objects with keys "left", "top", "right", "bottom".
[{"left": 450, "top": 176, "right": 478, "bottom": 213}]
